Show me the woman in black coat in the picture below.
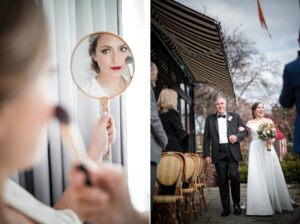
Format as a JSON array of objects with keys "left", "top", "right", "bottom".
[{"left": 157, "top": 88, "right": 189, "bottom": 153}]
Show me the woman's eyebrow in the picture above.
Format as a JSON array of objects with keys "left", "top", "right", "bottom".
[
  {"left": 98, "top": 43, "right": 128, "bottom": 49},
  {"left": 98, "top": 45, "right": 112, "bottom": 49}
]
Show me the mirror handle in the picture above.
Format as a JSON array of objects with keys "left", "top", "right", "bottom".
[
  {"left": 99, "top": 97, "right": 111, "bottom": 161},
  {"left": 100, "top": 97, "right": 110, "bottom": 113}
]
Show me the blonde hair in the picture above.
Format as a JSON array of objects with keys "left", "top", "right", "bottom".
[
  {"left": 0, "top": 0, "right": 48, "bottom": 105},
  {"left": 157, "top": 88, "right": 178, "bottom": 113}
]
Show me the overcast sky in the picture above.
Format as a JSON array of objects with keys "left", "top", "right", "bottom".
[{"left": 176, "top": 0, "right": 300, "bottom": 105}]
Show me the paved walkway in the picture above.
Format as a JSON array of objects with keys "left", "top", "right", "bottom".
[{"left": 181, "top": 184, "right": 300, "bottom": 224}]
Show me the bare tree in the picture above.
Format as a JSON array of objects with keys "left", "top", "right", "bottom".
[
  {"left": 194, "top": 6, "right": 281, "bottom": 104},
  {"left": 194, "top": 25, "right": 281, "bottom": 120},
  {"left": 222, "top": 26, "right": 280, "bottom": 101}
]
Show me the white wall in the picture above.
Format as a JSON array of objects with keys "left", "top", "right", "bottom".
[{"left": 121, "top": 0, "right": 150, "bottom": 212}]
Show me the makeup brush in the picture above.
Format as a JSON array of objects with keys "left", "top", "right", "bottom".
[
  {"left": 125, "top": 56, "right": 134, "bottom": 78},
  {"left": 125, "top": 56, "right": 133, "bottom": 64},
  {"left": 55, "top": 105, "right": 92, "bottom": 186}
]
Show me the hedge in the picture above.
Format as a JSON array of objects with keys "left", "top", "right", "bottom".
[{"left": 239, "top": 161, "right": 300, "bottom": 183}]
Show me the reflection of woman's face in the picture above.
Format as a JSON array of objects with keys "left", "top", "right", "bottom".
[
  {"left": 255, "top": 103, "right": 264, "bottom": 118},
  {"left": 0, "top": 60, "right": 54, "bottom": 171},
  {"left": 92, "top": 34, "right": 129, "bottom": 78}
]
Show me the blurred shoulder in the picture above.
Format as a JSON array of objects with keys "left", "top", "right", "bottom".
[
  {"left": 246, "top": 119, "right": 254, "bottom": 127},
  {"left": 285, "top": 57, "right": 300, "bottom": 68},
  {"left": 284, "top": 58, "right": 300, "bottom": 77}
]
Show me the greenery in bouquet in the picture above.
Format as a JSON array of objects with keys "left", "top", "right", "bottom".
[{"left": 257, "top": 122, "right": 276, "bottom": 141}]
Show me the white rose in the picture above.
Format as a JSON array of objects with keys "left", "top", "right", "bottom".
[{"left": 263, "top": 131, "right": 266, "bottom": 135}]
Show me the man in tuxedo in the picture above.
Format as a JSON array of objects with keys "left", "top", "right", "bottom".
[
  {"left": 150, "top": 62, "right": 168, "bottom": 217},
  {"left": 203, "top": 94, "right": 247, "bottom": 217},
  {"left": 279, "top": 29, "right": 300, "bottom": 154}
]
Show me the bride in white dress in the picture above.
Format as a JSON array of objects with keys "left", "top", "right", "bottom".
[{"left": 245, "top": 102, "right": 293, "bottom": 215}]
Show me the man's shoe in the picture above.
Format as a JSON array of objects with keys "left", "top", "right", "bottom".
[
  {"left": 221, "top": 210, "right": 230, "bottom": 217},
  {"left": 234, "top": 204, "right": 242, "bottom": 215}
]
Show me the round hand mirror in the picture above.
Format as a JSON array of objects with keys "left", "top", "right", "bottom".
[
  {"left": 71, "top": 31, "right": 134, "bottom": 112},
  {"left": 71, "top": 32, "right": 134, "bottom": 160}
]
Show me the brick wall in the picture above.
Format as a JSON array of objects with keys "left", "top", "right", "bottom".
[{"left": 204, "top": 164, "right": 218, "bottom": 187}]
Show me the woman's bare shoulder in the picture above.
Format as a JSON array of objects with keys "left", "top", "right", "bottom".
[
  {"left": 246, "top": 119, "right": 255, "bottom": 124},
  {"left": 264, "top": 118, "right": 274, "bottom": 123}
]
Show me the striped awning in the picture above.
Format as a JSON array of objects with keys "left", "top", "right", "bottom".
[{"left": 152, "top": 0, "right": 235, "bottom": 98}]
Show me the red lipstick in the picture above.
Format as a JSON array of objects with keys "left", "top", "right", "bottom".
[{"left": 110, "top": 66, "right": 122, "bottom": 71}]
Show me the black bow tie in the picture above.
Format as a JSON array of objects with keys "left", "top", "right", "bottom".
[{"left": 218, "top": 114, "right": 226, "bottom": 118}]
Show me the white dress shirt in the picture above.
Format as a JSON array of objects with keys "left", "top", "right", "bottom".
[
  {"left": 217, "top": 113, "right": 228, "bottom": 144},
  {"left": 4, "top": 179, "right": 82, "bottom": 224}
]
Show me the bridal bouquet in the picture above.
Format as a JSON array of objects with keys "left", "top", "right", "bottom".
[{"left": 257, "top": 122, "right": 276, "bottom": 151}]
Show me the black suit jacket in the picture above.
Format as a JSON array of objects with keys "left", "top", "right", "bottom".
[
  {"left": 160, "top": 108, "right": 189, "bottom": 153},
  {"left": 203, "top": 112, "right": 247, "bottom": 163}
]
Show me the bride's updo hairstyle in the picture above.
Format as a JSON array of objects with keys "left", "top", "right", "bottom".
[{"left": 251, "top": 102, "right": 262, "bottom": 118}]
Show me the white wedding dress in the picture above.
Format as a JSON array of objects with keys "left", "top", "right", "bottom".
[{"left": 246, "top": 122, "right": 293, "bottom": 215}]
